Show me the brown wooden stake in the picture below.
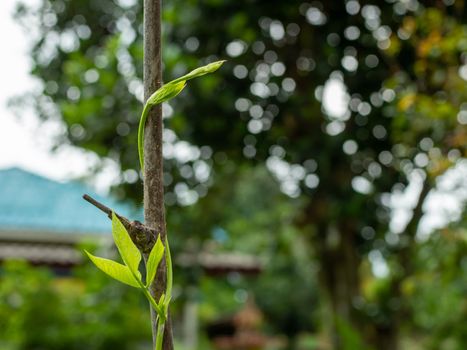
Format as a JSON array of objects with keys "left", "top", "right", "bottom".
[{"left": 143, "top": 0, "right": 174, "bottom": 348}]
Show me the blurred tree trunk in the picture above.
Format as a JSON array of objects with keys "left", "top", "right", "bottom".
[
  {"left": 373, "top": 179, "right": 431, "bottom": 350},
  {"left": 319, "top": 226, "right": 400, "bottom": 350},
  {"left": 317, "top": 222, "right": 363, "bottom": 348},
  {"left": 372, "top": 323, "right": 398, "bottom": 350},
  {"left": 312, "top": 179, "right": 431, "bottom": 350},
  {"left": 143, "top": 0, "right": 174, "bottom": 348},
  {"left": 305, "top": 190, "right": 396, "bottom": 349}
]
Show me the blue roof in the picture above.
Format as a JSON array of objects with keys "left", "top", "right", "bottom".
[{"left": 0, "top": 167, "right": 142, "bottom": 235}]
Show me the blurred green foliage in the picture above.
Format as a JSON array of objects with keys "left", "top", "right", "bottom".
[
  {"left": 408, "top": 219, "right": 467, "bottom": 349},
  {"left": 0, "top": 259, "right": 152, "bottom": 350}
]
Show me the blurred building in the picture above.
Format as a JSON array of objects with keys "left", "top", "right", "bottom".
[{"left": 0, "top": 167, "right": 139, "bottom": 270}]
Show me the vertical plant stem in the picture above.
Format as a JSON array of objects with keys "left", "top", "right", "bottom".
[
  {"left": 143, "top": 0, "right": 173, "bottom": 348},
  {"left": 155, "top": 321, "right": 166, "bottom": 350}
]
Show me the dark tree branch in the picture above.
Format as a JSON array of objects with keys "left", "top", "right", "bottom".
[
  {"left": 82, "top": 194, "right": 156, "bottom": 254},
  {"left": 405, "top": 178, "right": 432, "bottom": 239},
  {"left": 396, "top": 176, "right": 432, "bottom": 279},
  {"left": 390, "top": 176, "right": 432, "bottom": 334},
  {"left": 83, "top": 194, "right": 113, "bottom": 219},
  {"left": 143, "top": 0, "right": 174, "bottom": 348}
]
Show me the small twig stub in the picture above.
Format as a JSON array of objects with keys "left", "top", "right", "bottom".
[{"left": 82, "top": 194, "right": 156, "bottom": 253}]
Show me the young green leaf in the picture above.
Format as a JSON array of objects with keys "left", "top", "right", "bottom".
[
  {"left": 157, "top": 293, "right": 167, "bottom": 324},
  {"left": 138, "top": 80, "right": 187, "bottom": 171},
  {"left": 138, "top": 60, "right": 225, "bottom": 172},
  {"left": 145, "top": 235, "right": 164, "bottom": 287},
  {"left": 163, "top": 295, "right": 172, "bottom": 316},
  {"left": 158, "top": 293, "right": 165, "bottom": 307},
  {"left": 147, "top": 80, "right": 187, "bottom": 107},
  {"left": 170, "top": 60, "right": 226, "bottom": 84},
  {"left": 111, "top": 212, "right": 142, "bottom": 277},
  {"left": 85, "top": 250, "right": 140, "bottom": 288}
]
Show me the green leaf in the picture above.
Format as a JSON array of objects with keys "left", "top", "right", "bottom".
[
  {"left": 145, "top": 236, "right": 165, "bottom": 287},
  {"left": 137, "top": 60, "right": 225, "bottom": 172},
  {"left": 163, "top": 295, "right": 172, "bottom": 316},
  {"left": 111, "top": 212, "right": 142, "bottom": 278},
  {"left": 158, "top": 293, "right": 165, "bottom": 306},
  {"left": 158, "top": 293, "right": 170, "bottom": 321},
  {"left": 147, "top": 80, "right": 187, "bottom": 107},
  {"left": 138, "top": 80, "right": 187, "bottom": 171},
  {"left": 165, "top": 239, "right": 173, "bottom": 301},
  {"left": 85, "top": 250, "right": 140, "bottom": 288},
  {"left": 170, "top": 60, "right": 226, "bottom": 84}
]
